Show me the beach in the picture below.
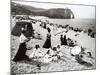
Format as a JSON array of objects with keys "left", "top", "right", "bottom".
[{"left": 11, "top": 16, "right": 96, "bottom": 74}]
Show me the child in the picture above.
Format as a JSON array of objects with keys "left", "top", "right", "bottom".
[
  {"left": 34, "top": 49, "right": 53, "bottom": 64},
  {"left": 29, "top": 44, "right": 44, "bottom": 59},
  {"left": 42, "top": 50, "right": 53, "bottom": 63},
  {"left": 56, "top": 45, "right": 63, "bottom": 59},
  {"left": 51, "top": 47, "right": 58, "bottom": 61}
]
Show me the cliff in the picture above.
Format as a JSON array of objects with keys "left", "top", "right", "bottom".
[{"left": 11, "top": 2, "right": 75, "bottom": 19}]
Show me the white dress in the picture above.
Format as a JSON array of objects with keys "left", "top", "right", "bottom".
[
  {"left": 70, "top": 46, "right": 81, "bottom": 56},
  {"left": 29, "top": 48, "right": 44, "bottom": 58},
  {"left": 42, "top": 54, "right": 52, "bottom": 63},
  {"left": 56, "top": 48, "right": 63, "bottom": 57},
  {"left": 30, "top": 49, "right": 53, "bottom": 63}
]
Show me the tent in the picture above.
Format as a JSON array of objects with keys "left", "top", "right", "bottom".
[{"left": 11, "top": 21, "right": 33, "bottom": 37}]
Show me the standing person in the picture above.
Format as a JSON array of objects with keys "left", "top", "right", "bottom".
[
  {"left": 43, "top": 28, "right": 51, "bottom": 48},
  {"left": 13, "top": 28, "right": 30, "bottom": 62},
  {"left": 60, "top": 34, "right": 64, "bottom": 45},
  {"left": 63, "top": 35, "right": 67, "bottom": 45}
]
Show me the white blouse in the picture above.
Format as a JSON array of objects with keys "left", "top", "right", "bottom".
[{"left": 19, "top": 33, "right": 27, "bottom": 43}]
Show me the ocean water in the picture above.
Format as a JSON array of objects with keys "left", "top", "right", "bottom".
[{"left": 48, "top": 18, "right": 96, "bottom": 31}]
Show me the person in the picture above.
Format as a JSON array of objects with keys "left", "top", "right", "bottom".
[
  {"left": 75, "top": 53, "right": 93, "bottom": 67},
  {"left": 51, "top": 47, "right": 58, "bottom": 61},
  {"left": 28, "top": 44, "right": 44, "bottom": 70},
  {"left": 42, "top": 50, "right": 53, "bottom": 63},
  {"left": 60, "top": 34, "right": 64, "bottom": 45},
  {"left": 13, "top": 28, "right": 31, "bottom": 62},
  {"left": 43, "top": 28, "right": 51, "bottom": 48},
  {"left": 51, "top": 46, "right": 64, "bottom": 61},
  {"left": 67, "top": 38, "right": 75, "bottom": 47},
  {"left": 56, "top": 45, "right": 63, "bottom": 59},
  {"left": 63, "top": 35, "right": 67, "bottom": 45},
  {"left": 29, "top": 44, "right": 44, "bottom": 59},
  {"left": 88, "top": 29, "right": 92, "bottom": 36}
]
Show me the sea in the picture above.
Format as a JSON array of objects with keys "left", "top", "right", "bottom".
[{"left": 47, "top": 18, "right": 96, "bottom": 31}]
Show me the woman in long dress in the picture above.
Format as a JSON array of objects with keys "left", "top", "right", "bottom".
[
  {"left": 60, "top": 34, "right": 64, "bottom": 45},
  {"left": 13, "top": 28, "right": 30, "bottom": 62},
  {"left": 43, "top": 28, "right": 51, "bottom": 48},
  {"left": 63, "top": 35, "right": 67, "bottom": 45}
]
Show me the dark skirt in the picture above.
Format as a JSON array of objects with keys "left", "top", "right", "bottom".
[
  {"left": 43, "top": 38, "right": 51, "bottom": 48},
  {"left": 61, "top": 38, "right": 67, "bottom": 45},
  {"left": 63, "top": 39, "right": 67, "bottom": 45},
  {"left": 13, "top": 42, "right": 30, "bottom": 62}
]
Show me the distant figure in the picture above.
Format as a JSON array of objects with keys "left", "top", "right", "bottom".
[
  {"left": 88, "top": 29, "right": 92, "bottom": 36},
  {"left": 60, "top": 34, "right": 64, "bottom": 45},
  {"left": 87, "top": 52, "right": 92, "bottom": 57},
  {"left": 43, "top": 28, "right": 51, "bottom": 48},
  {"left": 43, "top": 23, "right": 47, "bottom": 29},
  {"left": 13, "top": 28, "right": 30, "bottom": 62},
  {"left": 67, "top": 38, "right": 75, "bottom": 47},
  {"left": 63, "top": 35, "right": 67, "bottom": 45},
  {"left": 91, "top": 32, "right": 96, "bottom": 38}
]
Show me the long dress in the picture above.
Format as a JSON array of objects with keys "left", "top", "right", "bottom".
[
  {"left": 13, "top": 33, "right": 30, "bottom": 62},
  {"left": 43, "top": 33, "right": 51, "bottom": 48},
  {"left": 63, "top": 36, "right": 67, "bottom": 45},
  {"left": 13, "top": 42, "right": 30, "bottom": 62},
  {"left": 60, "top": 35, "right": 64, "bottom": 45}
]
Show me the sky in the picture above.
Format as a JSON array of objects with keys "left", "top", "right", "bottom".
[{"left": 12, "top": 0, "right": 96, "bottom": 19}]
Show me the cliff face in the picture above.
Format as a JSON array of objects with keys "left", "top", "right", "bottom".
[
  {"left": 11, "top": 2, "right": 75, "bottom": 19},
  {"left": 45, "top": 8, "right": 74, "bottom": 19}
]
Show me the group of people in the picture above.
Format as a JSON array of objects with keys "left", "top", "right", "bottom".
[
  {"left": 13, "top": 26, "right": 64, "bottom": 69},
  {"left": 12, "top": 17, "right": 94, "bottom": 70},
  {"left": 88, "top": 29, "right": 96, "bottom": 38},
  {"left": 60, "top": 34, "right": 76, "bottom": 47},
  {"left": 29, "top": 44, "right": 63, "bottom": 63},
  {"left": 59, "top": 33, "right": 94, "bottom": 67}
]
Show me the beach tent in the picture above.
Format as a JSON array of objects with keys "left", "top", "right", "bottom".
[{"left": 11, "top": 21, "right": 33, "bottom": 37}]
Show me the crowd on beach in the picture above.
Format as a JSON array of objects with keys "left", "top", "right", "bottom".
[{"left": 12, "top": 15, "right": 95, "bottom": 70}]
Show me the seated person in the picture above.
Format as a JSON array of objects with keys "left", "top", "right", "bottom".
[
  {"left": 70, "top": 45, "right": 81, "bottom": 56},
  {"left": 35, "top": 49, "right": 53, "bottom": 64},
  {"left": 51, "top": 46, "right": 63, "bottom": 61},
  {"left": 51, "top": 47, "right": 58, "bottom": 61},
  {"left": 29, "top": 44, "right": 44, "bottom": 59},
  {"left": 71, "top": 46, "right": 93, "bottom": 67},
  {"left": 41, "top": 50, "right": 53, "bottom": 63},
  {"left": 56, "top": 45, "right": 63, "bottom": 59}
]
